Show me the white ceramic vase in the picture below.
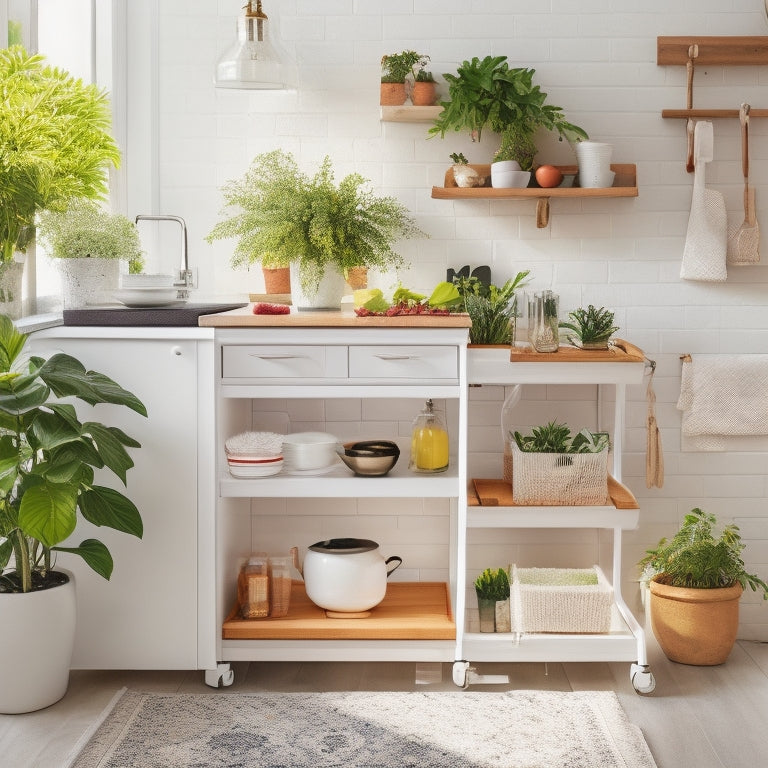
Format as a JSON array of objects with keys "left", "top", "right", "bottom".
[
  {"left": 0, "top": 570, "right": 76, "bottom": 714},
  {"left": 289, "top": 262, "right": 346, "bottom": 311},
  {"left": 0, "top": 258, "right": 25, "bottom": 319},
  {"left": 58, "top": 257, "right": 120, "bottom": 309}
]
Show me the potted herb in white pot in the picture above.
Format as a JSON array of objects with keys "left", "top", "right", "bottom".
[
  {"left": 37, "top": 201, "right": 144, "bottom": 309},
  {"left": 206, "top": 149, "right": 425, "bottom": 310},
  {"left": 0, "top": 46, "right": 120, "bottom": 318},
  {"left": 0, "top": 315, "right": 146, "bottom": 713}
]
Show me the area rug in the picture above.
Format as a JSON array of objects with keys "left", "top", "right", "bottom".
[{"left": 64, "top": 688, "right": 657, "bottom": 768}]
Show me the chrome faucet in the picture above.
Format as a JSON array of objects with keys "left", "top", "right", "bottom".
[{"left": 134, "top": 214, "right": 192, "bottom": 299}]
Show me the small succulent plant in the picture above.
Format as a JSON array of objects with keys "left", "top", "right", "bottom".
[
  {"left": 559, "top": 305, "right": 619, "bottom": 348},
  {"left": 475, "top": 567, "right": 510, "bottom": 601}
]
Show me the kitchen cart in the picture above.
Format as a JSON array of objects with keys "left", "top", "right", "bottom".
[
  {"left": 204, "top": 317, "right": 470, "bottom": 688},
  {"left": 457, "top": 345, "right": 655, "bottom": 694}
]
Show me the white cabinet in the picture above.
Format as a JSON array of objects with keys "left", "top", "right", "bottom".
[
  {"left": 210, "top": 326, "right": 469, "bottom": 684},
  {"left": 28, "top": 327, "right": 216, "bottom": 670},
  {"left": 455, "top": 346, "right": 655, "bottom": 694}
]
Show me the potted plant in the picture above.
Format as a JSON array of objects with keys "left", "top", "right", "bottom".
[
  {"left": 638, "top": 507, "right": 768, "bottom": 666},
  {"left": 428, "top": 55, "right": 588, "bottom": 188},
  {"left": 411, "top": 58, "right": 437, "bottom": 106},
  {"left": 508, "top": 421, "right": 610, "bottom": 505},
  {"left": 380, "top": 50, "right": 424, "bottom": 106},
  {"left": 475, "top": 566, "right": 510, "bottom": 633},
  {"left": 455, "top": 270, "right": 530, "bottom": 345},
  {"left": 206, "top": 149, "right": 425, "bottom": 310},
  {"left": 0, "top": 46, "right": 120, "bottom": 318},
  {"left": 559, "top": 304, "right": 619, "bottom": 350},
  {"left": 0, "top": 314, "right": 146, "bottom": 713},
  {"left": 36, "top": 201, "right": 144, "bottom": 309}
]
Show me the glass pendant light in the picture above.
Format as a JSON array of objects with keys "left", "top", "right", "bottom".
[{"left": 214, "top": 0, "right": 296, "bottom": 90}]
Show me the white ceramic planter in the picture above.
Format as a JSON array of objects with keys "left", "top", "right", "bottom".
[
  {"left": 302, "top": 538, "right": 402, "bottom": 612},
  {"left": 58, "top": 257, "right": 120, "bottom": 309},
  {"left": 0, "top": 569, "right": 76, "bottom": 713},
  {"left": 289, "top": 262, "right": 347, "bottom": 311}
]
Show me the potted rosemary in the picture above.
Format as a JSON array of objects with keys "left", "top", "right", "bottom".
[
  {"left": 37, "top": 201, "right": 144, "bottom": 309},
  {"left": 206, "top": 149, "right": 425, "bottom": 310},
  {"left": 0, "top": 46, "right": 120, "bottom": 318},
  {"left": 0, "top": 315, "right": 146, "bottom": 713},
  {"left": 639, "top": 507, "right": 768, "bottom": 665}
]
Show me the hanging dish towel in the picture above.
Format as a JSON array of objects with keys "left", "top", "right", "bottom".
[
  {"left": 680, "top": 121, "right": 728, "bottom": 282},
  {"left": 677, "top": 354, "right": 768, "bottom": 450}
]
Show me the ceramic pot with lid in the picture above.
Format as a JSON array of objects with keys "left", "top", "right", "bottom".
[{"left": 302, "top": 538, "right": 402, "bottom": 613}]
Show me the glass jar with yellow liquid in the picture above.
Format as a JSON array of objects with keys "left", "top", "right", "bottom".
[{"left": 409, "top": 399, "right": 449, "bottom": 473}]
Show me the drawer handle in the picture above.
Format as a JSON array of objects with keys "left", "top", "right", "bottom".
[
  {"left": 249, "top": 354, "right": 307, "bottom": 360},
  {"left": 374, "top": 354, "right": 419, "bottom": 361}
]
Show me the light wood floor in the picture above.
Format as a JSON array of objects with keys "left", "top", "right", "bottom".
[{"left": 2, "top": 632, "right": 767, "bottom": 768}]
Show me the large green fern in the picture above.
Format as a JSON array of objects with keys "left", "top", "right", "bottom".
[{"left": 639, "top": 508, "right": 768, "bottom": 596}]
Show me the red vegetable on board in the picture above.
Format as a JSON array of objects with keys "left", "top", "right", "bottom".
[{"left": 253, "top": 303, "right": 291, "bottom": 315}]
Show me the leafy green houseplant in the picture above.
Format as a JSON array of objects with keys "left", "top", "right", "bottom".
[
  {"left": 639, "top": 508, "right": 768, "bottom": 665},
  {"left": 455, "top": 270, "right": 530, "bottom": 345},
  {"left": 37, "top": 201, "right": 145, "bottom": 309},
  {"left": 206, "top": 149, "right": 425, "bottom": 309},
  {"left": 0, "top": 46, "right": 120, "bottom": 317},
  {"left": 428, "top": 55, "right": 588, "bottom": 172},
  {"left": 0, "top": 314, "right": 146, "bottom": 593},
  {"left": 559, "top": 305, "right": 619, "bottom": 349}
]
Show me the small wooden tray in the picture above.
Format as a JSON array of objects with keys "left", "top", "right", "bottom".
[
  {"left": 223, "top": 581, "right": 455, "bottom": 640},
  {"left": 470, "top": 476, "right": 638, "bottom": 509},
  {"left": 510, "top": 339, "right": 644, "bottom": 363}
]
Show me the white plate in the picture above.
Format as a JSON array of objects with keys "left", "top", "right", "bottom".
[{"left": 114, "top": 288, "right": 185, "bottom": 308}]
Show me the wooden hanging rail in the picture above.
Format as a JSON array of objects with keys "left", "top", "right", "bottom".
[
  {"left": 657, "top": 36, "right": 768, "bottom": 66},
  {"left": 662, "top": 108, "right": 768, "bottom": 119}
]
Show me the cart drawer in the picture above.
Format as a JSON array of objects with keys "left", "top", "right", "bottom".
[
  {"left": 222, "top": 345, "right": 348, "bottom": 379},
  {"left": 348, "top": 346, "right": 458, "bottom": 380}
]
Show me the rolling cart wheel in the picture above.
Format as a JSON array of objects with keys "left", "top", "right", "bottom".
[
  {"left": 452, "top": 660, "right": 470, "bottom": 689},
  {"left": 630, "top": 663, "right": 656, "bottom": 694},
  {"left": 205, "top": 663, "right": 235, "bottom": 688}
]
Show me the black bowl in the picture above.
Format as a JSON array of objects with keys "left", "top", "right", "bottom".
[{"left": 343, "top": 440, "right": 400, "bottom": 458}]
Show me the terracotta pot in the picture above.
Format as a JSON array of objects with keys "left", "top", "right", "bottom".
[
  {"left": 380, "top": 82, "right": 406, "bottom": 106},
  {"left": 345, "top": 266, "right": 368, "bottom": 290},
  {"left": 262, "top": 266, "right": 291, "bottom": 295},
  {"left": 411, "top": 81, "right": 436, "bottom": 106},
  {"left": 649, "top": 577, "right": 743, "bottom": 665}
]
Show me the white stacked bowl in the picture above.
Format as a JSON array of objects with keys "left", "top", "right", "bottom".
[
  {"left": 282, "top": 432, "right": 339, "bottom": 472},
  {"left": 575, "top": 141, "right": 613, "bottom": 188}
]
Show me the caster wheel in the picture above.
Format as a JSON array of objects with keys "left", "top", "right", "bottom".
[
  {"left": 452, "top": 661, "right": 470, "bottom": 689},
  {"left": 630, "top": 663, "right": 655, "bottom": 694},
  {"left": 205, "top": 663, "right": 235, "bottom": 688}
]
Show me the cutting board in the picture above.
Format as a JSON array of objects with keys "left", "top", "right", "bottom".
[
  {"left": 470, "top": 477, "right": 638, "bottom": 509},
  {"left": 510, "top": 339, "right": 644, "bottom": 363}
]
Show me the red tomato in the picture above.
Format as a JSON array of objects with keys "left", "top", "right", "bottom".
[{"left": 535, "top": 165, "right": 564, "bottom": 188}]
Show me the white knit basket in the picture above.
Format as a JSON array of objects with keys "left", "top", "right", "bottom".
[
  {"left": 512, "top": 566, "right": 613, "bottom": 634},
  {"left": 510, "top": 443, "right": 608, "bottom": 505}
]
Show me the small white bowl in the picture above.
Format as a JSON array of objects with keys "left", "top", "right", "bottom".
[{"left": 491, "top": 170, "right": 531, "bottom": 189}]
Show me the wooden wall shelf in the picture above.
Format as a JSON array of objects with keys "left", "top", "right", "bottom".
[
  {"left": 431, "top": 164, "right": 637, "bottom": 228},
  {"left": 657, "top": 36, "right": 768, "bottom": 66},
  {"left": 380, "top": 105, "right": 442, "bottom": 123}
]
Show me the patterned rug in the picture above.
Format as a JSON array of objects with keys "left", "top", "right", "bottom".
[{"left": 65, "top": 688, "right": 657, "bottom": 768}]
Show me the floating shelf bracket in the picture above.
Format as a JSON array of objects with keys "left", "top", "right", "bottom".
[{"left": 657, "top": 36, "right": 768, "bottom": 170}]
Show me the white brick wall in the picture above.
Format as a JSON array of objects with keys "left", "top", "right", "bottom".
[{"left": 137, "top": 2, "right": 768, "bottom": 639}]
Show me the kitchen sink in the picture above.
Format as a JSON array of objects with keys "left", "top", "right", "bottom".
[{"left": 62, "top": 303, "right": 248, "bottom": 327}]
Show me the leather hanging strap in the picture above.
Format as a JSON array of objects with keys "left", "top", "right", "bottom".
[{"left": 645, "top": 360, "right": 664, "bottom": 488}]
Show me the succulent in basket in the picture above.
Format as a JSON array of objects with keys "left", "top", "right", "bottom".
[
  {"left": 559, "top": 305, "right": 619, "bottom": 349},
  {"left": 512, "top": 421, "right": 610, "bottom": 463}
]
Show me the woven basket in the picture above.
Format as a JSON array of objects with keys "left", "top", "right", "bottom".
[
  {"left": 512, "top": 565, "right": 612, "bottom": 634},
  {"left": 509, "top": 443, "right": 609, "bottom": 505}
]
